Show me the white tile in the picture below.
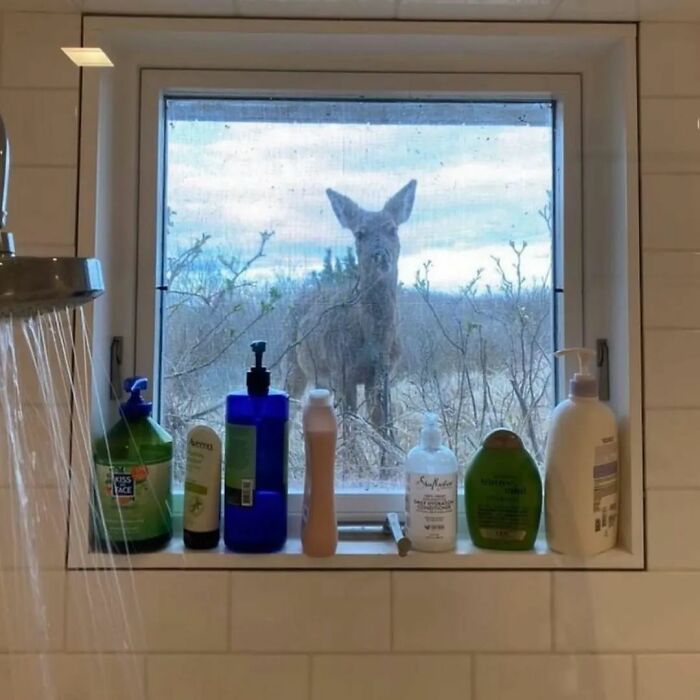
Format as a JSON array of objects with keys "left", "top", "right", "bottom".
[
  {"left": 0, "top": 571, "right": 64, "bottom": 651},
  {"left": 148, "top": 655, "right": 309, "bottom": 700},
  {"left": 553, "top": 0, "right": 640, "bottom": 20},
  {"left": 66, "top": 571, "right": 229, "bottom": 651},
  {"left": 642, "top": 175, "right": 700, "bottom": 250},
  {"left": 10, "top": 315, "right": 74, "bottom": 407},
  {"left": 83, "top": 0, "right": 234, "bottom": 13},
  {"left": 0, "top": 403, "right": 72, "bottom": 488},
  {"left": 644, "top": 252, "right": 700, "bottom": 328},
  {"left": 398, "top": 0, "right": 555, "bottom": 20},
  {"left": 639, "top": 0, "right": 700, "bottom": 21},
  {"left": 1, "top": 13, "right": 79, "bottom": 89},
  {"left": 2, "top": 654, "right": 146, "bottom": 700},
  {"left": 239, "top": 0, "right": 395, "bottom": 16},
  {"left": 641, "top": 99, "right": 700, "bottom": 174},
  {"left": 555, "top": 573, "right": 700, "bottom": 651},
  {"left": 0, "top": 89, "right": 78, "bottom": 166},
  {"left": 9, "top": 167, "right": 77, "bottom": 247},
  {"left": 312, "top": 654, "right": 471, "bottom": 700},
  {"left": 475, "top": 655, "right": 634, "bottom": 700},
  {"left": 230, "top": 571, "right": 390, "bottom": 652},
  {"left": 0, "top": 487, "right": 67, "bottom": 569},
  {"left": 647, "top": 491, "right": 700, "bottom": 570},
  {"left": 392, "top": 572, "right": 550, "bottom": 651},
  {"left": 640, "top": 24, "right": 700, "bottom": 98},
  {"left": 637, "top": 655, "right": 700, "bottom": 700},
  {"left": 644, "top": 330, "right": 700, "bottom": 408},
  {"left": 646, "top": 410, "right": 700, "bottom": 488}
]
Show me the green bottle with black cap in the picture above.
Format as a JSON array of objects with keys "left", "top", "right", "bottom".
[
  {"left": 92, "top": 376, "right": 173, "bottom": 553},
  {"left": 465, "top": 429, "right": 542, "bottom": 551}
]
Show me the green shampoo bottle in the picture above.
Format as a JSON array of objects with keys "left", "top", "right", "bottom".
[
  {"left": 92, "top": 376, "right": 173, "bottom": 554},
  {"left": 465, "top": 429, "right": 542, "bottom": 551}
]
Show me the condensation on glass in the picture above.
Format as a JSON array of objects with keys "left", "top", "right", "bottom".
[{"left": 158, "top": 98, "right": 555, "bottom": 492}]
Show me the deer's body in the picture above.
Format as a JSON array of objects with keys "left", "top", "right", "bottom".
[{"left": 288, "top": 180, "right": 417, "bottom": 431}]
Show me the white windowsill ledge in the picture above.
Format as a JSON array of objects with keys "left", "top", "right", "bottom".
[{"left": 71, "top": 535, "right": 641, "bottom": 570}]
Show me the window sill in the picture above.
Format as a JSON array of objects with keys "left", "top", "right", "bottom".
[{"left": 71, "top": 535, "right": 641, "bottom": 571}]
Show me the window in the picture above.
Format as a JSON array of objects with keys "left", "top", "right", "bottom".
[
  {"left": 72, "top": 19, "right": 642, "bottom": 569},
  {"left": 136, "top": 73, "right": 578, "bottom": 520}
]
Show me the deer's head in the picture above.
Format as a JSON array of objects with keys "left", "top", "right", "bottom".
[{"left": 326, "top": 180, "right": 417, "bottom": 279}]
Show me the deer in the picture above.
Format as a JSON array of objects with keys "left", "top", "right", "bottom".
[{"left": 287, "top": 180, "right": 417, "bottom": 436}]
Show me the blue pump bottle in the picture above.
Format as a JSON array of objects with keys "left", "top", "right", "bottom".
[{"left": 224, "top": 341, "right": 289, "bottom": 553}]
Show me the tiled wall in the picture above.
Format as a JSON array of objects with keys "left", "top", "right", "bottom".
[{"left": 0, "top": 11, "right": 699, "bottom": 700}]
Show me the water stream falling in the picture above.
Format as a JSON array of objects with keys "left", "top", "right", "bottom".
[{"left": 0, "top": 308, "right": 146, "bottom": 699}]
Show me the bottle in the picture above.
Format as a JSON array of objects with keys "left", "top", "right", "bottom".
[
  {"left": 183, "top": 425, "right": 222, "bottom": 550},
  {"left": 224, "top": 341, "right": 289, "bottom": 553},
  {"left": 92, "top": 376, "right": 173, "bottom": 554},
  {"left": 301, "top": 389, "right": 338, "bottom": 557},
  {"left": 545, "top": 347, "right": 618, "bottom": 556},
  {"left": 465, "top": 429, "right": 542, "bottom": 551},
  {"left": 405, "top": 412, "right": 458, "bottom": 552}
]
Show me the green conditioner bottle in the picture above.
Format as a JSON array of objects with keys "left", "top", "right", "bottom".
[{"left": 465, "top": 429, "right": 542, "bottom": 551}]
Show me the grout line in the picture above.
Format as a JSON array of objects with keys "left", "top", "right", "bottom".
[
  {"left": 307, "top": 653, "right": 314, "bottom": 700},
  {"left": 389, "top": 571, "right": 394, "bottom": 651},
  {"left": 632, "top": 654, "right": 638, "bottom": 700},
  {"left": 142, "top": 653, "right": 148, "bottom": 700},
  {"left": 549, "top": 571, "right": 555, "bottom": 652},
  {"left": 471, "top": 652, "right": 477, "bottom": 700},
  {"left": 227, "top": 571, "right": 233, "bottom": 652}
]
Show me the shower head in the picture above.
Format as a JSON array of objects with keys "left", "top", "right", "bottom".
[{"left": 0, "top": 114, "right": 105, "bottom": 318}]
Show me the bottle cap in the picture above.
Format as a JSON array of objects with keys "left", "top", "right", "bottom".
[
  {"left": 420, "top": 412, "right": 442, "bottom": 450},
  {"left": 247, "top": 340, "right": 271, "bottom": 397},
  {"left": 308, "top": 389, "right": 332, "bottom": 407},
  {"left": 482, "top": 428, "right": 524, "bottom": 451},
  {"left": 120, "top": 376, "right": 152, "bottom": 420},
  {"left": 555, "top": 347, "right": 598, "bottom": 398}
]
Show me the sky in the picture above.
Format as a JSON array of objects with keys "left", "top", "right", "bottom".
[{"left": 165, "top": 100, "right": 553, "bottom": 292}]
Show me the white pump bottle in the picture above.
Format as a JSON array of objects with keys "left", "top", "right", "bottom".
[
  {"left": 405, "top": 413, "right": 458, "bottom": 552},
  {"left": 544, "top": 347, "right": 618, "bottom": 557}
]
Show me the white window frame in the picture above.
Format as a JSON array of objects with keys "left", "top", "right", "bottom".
[
  {"left": 136, "top": 69, "right": 582, "bottom": 522},
  {"left": 69, "top": 18, "right": 642, "bottom": 570}
]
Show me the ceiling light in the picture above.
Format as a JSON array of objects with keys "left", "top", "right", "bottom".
[{"left": 61, "top": 47, "right": 114, "bottom": 68}]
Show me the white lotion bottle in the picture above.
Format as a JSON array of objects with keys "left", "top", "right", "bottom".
[
  {"left": 183, "top": 425, "right": 222, "bottom": 550},
  {"left": 545, "top": 347, "right": 619, "bottom": 557},
  {"left": 405, "top": 413, "right": 458, "bottom": 552},
  {"left": 301, "top": 389, "right": 338, "bottom": 557}
]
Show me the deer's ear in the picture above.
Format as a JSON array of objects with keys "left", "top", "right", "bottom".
[
  {"left": 326, "top": 188, "right": 362, "bottom": 231},
  {"left": 383, "top": 179, "right": 417, "bottom": 225}
]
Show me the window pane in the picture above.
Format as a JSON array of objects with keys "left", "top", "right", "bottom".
[{"left": 160, "top": 98, "right": 555, "bottom": 492}]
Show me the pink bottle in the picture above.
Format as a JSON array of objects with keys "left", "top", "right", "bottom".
[{"left": 301, "top": 390, "right": 338, "bottom": 557}]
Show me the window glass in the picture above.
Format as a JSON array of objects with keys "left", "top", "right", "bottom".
[{"left": 160, "top": 98, "right": 555, "bottom": 491}]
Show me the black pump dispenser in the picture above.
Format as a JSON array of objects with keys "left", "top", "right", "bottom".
[{"left": 247, "top": 340, "right": 271, "bottom": 396}]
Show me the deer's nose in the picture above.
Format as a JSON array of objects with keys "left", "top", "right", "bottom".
[{"left": 373, "top": 250, "right": 391, "bottom": 271}]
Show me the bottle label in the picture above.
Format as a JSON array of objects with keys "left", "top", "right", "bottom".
[
  {"left": 184, "top": 441, "right": 221, "bottom": 533},
  {"left": 593, "top": 439, "right": 618, "bottom": 537},
  {"left": 94, "top": 460, "right": 172, "bottom": 542},
  {"left": 225, "top": 424, "right": 256, "bottom": 508},
  {"left": 475, "top": 476, "right": 532, "bottom": 542},
  {"left": 406, "top": 473, "right": 457, "bottom": 544}
]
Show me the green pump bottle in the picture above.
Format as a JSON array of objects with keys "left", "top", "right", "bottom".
[
  {"left": 92, "top": 376, "right": 173, "bottom": 554},
  {"left": 465, "top": 429, "right": 542, "bottom": 551}
]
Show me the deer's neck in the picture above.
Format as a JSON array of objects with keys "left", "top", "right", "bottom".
[{"left": 358, "top": 269, "right": 398, "bottom": 315}]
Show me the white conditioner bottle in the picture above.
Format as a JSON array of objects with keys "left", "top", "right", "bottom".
[{"left": 544, "top": 347, "right": 618, "bottom": 557}]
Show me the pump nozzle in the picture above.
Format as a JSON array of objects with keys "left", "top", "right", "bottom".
[
  {"left": 555, "top": 347, "right": 598, "bottom": 398},
  {"left": 420, "top": 412, "right": 442, "bottom": 450},
  {"left": 120, "top": 376, "right": 153, "bottom": 419},
  {"left": 247, "top": 340, "right": 271, "bottom": 396}
]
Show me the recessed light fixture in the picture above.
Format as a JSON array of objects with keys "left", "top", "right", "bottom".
[{"left": 61, "top": 47, "right": 114, "bottom": 68}]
